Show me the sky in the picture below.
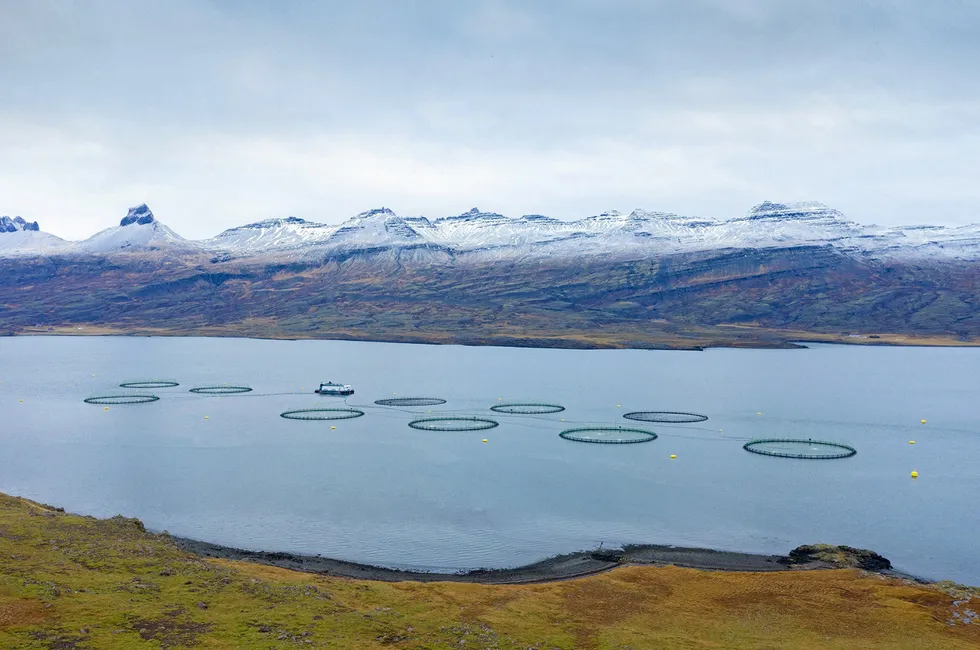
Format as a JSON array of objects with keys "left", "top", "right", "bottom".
[{"left": 1, "top": 0, "right": 979, "bottom": 240}]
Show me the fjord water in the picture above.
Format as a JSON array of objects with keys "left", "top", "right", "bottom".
[{"left": 1, "top": 336, "right": 977, "bottom": 585}]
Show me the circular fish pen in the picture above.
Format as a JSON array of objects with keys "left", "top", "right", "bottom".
[
  {"left": 280, "top": 408, "right": 365, "bottom": 421},
  {"left": 408, "top": 417, "right": 499, "bottom": 431},
  {"left": 623, "top": 411, "right": 708, "bottom": 423},
  {"left": 84, "top": 394, "right": 160, "bottom": 405},
  {"left": 490, "top": 403, "right": 565, "bottom": 414},
  {"left": 743, "top": 438, "right": 857, "bottom": 460},
  {"left": 119, "top": 380, "right": 179, "bottom": 389},
  {"left": 559, "top": 426, "right": 658, "bottom": 444},
  {"left": 188, "top": 386, "right": 253, "bottom": 395},
  {"left": 374, "top": 398, "right": 448, "bottom": 407}
]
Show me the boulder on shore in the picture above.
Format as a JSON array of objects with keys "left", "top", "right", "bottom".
[{"left": 781, "top": 544, "right": 892, "bottom": 571}]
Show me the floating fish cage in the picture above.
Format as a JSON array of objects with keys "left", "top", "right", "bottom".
[
  {"left": 189, "top": 385, "right": 253, "bottom": 395},
  {"left": 408, "top": 417, "right": 499, "bottom": 431},
  {"left": 559, "top": 426, "right": 658, "bottom": 444},
  {"left": 84, "top": 394, "right": 160, "bottom": 405},
  {"left": 374, "top": 397, "right": 448, "bottom": 407},
  {"left": 490, "top": 403, "right": 566, "bottom": 414},
  {"left": 743, "top": 438, "right": 857, "bottom": 460},
  {"left": 623, "top": 411, "right": 708, "bottom": 423},
  {"left": 280, "top": 408, "right": 365, "bottom": 421}
]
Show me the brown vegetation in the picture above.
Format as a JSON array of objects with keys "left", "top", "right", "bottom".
[{"left": 1, "top": 493, "right": 977, "bottom": 648}]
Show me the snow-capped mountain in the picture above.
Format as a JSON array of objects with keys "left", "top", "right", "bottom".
[
  {"left": 204, "top": 209, "right": 441, "bottom": 261},
  {"left": 411, "top": 208, "right": 562, "bottom": 255},
  {"left": 324, "top": 208, "right": 427, "bottom": 247},
  {"left": 75, "top": 204, "right": 197, "bottom": 254},
  {"left": 1, "top": 216, "right": 40, "bottom": 232},
  {"left": 206, "top": 216, "right": 337, "bottom": 252},
  {"left": 2, "top": 201, "right": 979, "bottom": 262},
  {"left": 0, "top": 215, "right": 69, "bottom": 256},
  {"left": 4, "top": 200, "right": 980, "bottom": 348}
]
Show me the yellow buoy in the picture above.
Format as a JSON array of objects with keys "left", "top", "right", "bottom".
[
  {"left": 19, "top": 399, "right": 23, "bottom": 403},
  {"left": 104, "top": 406, "right": 109, "bottom": 411},
  {"left": 920, "top": 419, "right": 926, "bottom": 424},
  {"left": 331, "top": 425, "right": 336, "bottom": 430},
  {"left": 909, "top": 440, "right": 915, "bottom": 445},
  {"left": 204, "top": 415, "right": 209, "bottom": 419},
  {"left": 616, "top": 404, "right": 621, "bottom": 408},
  {"left": 757, "top": 412, "right": 762, "bottom": 415},
  {"left": 482, "top": 439, "right": 488, "bottom": 443},
  {"left": 911, "top": 470, "right": 918, "bottom": 478},
  {"left": 670, "top": 454, "right": 677, "bottom": 459},
  {"left": 498, "top": 397, "right": 502, "bottom": 401}
]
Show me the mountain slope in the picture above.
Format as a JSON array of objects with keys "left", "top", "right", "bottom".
[
  {"left": 1, "top": 200, "right": 978, "bottom": 347},
  {"left": 0, "top": 216, "right": 69, "bottom": 256},
  {"left": 75, "top": 204, "right": 197, "bottom": 254},
  {"left": 2, "top": 239, "right": 978, "bottom": 346},
  {"left": 205, "top": 217, "right": 338, "bottom": 254},
  {"left": 3, "top": 201, "right": 980, "bottom": 262}
]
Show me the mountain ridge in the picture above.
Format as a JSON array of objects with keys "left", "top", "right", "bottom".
[
  {"left": 2, "top": 200, "right": 978, "bottom": 348},
  {"left": 2, "top": 201, "right": 979, "bottom": 262}
]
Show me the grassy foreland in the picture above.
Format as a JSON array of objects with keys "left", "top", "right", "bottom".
[{"left": 1, "top": 494, "right": 977, "bottom": 649}]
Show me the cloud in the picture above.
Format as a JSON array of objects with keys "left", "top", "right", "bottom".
[{"left": 1, "top": 0, "right": 978, "bottom": 238}]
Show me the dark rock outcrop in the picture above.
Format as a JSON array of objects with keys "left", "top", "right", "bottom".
[
  {"left": 0, "top": 216, "right": 40, "bottom": 232},
  {"left": 120, "top": 204, "right": 155, "bottom": 226},
  {"left": 781, "top": 544, "right": 892, "bottom": 571}
]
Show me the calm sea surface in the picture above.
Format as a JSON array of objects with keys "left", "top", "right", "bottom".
[{"left": 1, "top": 336, "right": 977, "bottom": 584}]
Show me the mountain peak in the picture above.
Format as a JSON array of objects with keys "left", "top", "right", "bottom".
[
  {"left": 356, "top": 207, "right": 397, "bottom": 219},
  {"left": 440, "top": 208, "right": 509, "bottom": 223},
  {"left": 584, "top": 210, "right": 626, "bottom": 221},
  {"left": 237, "top": 216, "right": 311, "bottom": 229},
  {"left": 744, "top": 201, "right": 836, "bottom": 220},
  {"left": 120, "top": 204, "right": 156, "bottom": 227},
  {"left": 0, "top": 216, "right": 40, "bottom": 233}
]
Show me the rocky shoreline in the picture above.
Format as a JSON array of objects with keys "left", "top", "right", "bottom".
[{"left": 172, "top": 537, "right": 907, "bottom": 585}]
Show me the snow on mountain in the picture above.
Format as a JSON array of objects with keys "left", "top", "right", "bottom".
[
  {"left": 726, "top": 201, "right": 860, "bottom": 238},
  {"left": 0, "top": 230, "right": 69, "bottom": 256},
  {"left": 2, "top": 200, "right": 979, "bottom": 261},
  {"left": 325, "top": 208, "right": 427, "bottom": 247},
  {"left": 201, "top": 208, "right": 448, "bottom": 262},
  {"left": 414, "top": 207, "right": 565, "bottom": 251},
  {"left": 206, "top": 216, "right": 338, "bottom": 253},
  {"left": 870, "top": 223, "right": 980, "bottom": 260},
  {"left": 689, "top": 201, "right": 863, "bottom": 251},
  {"left": 1, "top": 216, "right": 40, "bottom": 232},
  {"left": 410, "top": 201, "right": 980, "bottom": 261},
  {"left": 0, "top": 215, "right": 70, "bottom": 256},
  {"left": 578, "top": 209, "right": 718, "bottom": 246},
  {"left": 75, "top": 204, "right": 198, "bottom": 254}
]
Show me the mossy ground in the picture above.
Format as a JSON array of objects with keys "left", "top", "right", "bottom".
[{"left": 1, "top": 493, "right": 977, "bottom": 649}]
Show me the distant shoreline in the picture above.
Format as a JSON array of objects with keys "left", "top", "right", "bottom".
[
  {"left": 8, "top": 325, "right": 979, "bottom": 350},
  {"left": 171, "top": 537, "right": 920, "bottom": 585},
  {"left": 0, "top": 496, "right": 937, "bottom": 587}
]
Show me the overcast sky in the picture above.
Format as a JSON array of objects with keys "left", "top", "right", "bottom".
[{"left": 1, "top": 0, "right": 978, "bottom": 239}]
